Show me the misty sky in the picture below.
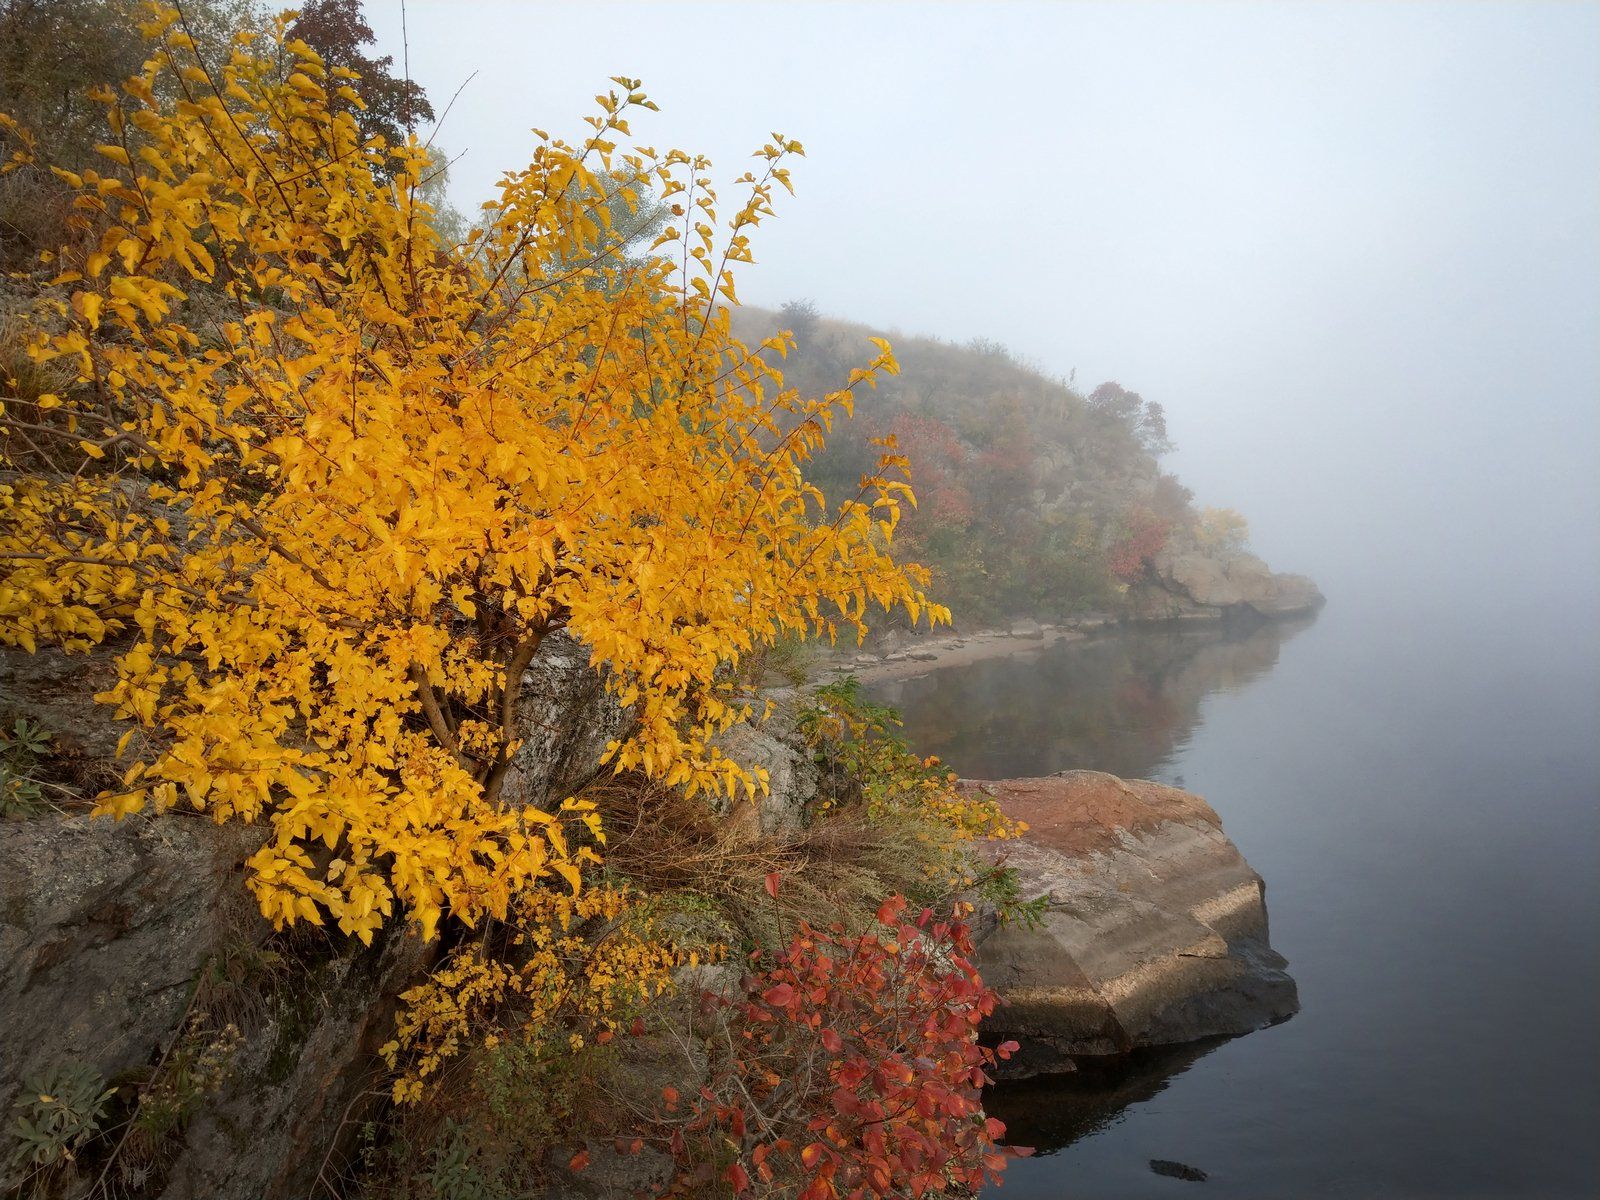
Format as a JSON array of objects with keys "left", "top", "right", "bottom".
[{"left": 368, "top": 2, "right": 1600, "bottom": 614}]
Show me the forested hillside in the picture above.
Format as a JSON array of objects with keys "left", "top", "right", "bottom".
[{"left": 733, "top": 304, "right": 1244, "bottom": 625}]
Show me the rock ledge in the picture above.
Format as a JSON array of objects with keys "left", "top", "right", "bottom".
[{"left": 968, "top": 771, "right": 1298, "bottom": 1078}]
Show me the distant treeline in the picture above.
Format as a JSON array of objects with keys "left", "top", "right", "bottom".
[{"left": 734, "top": 303, "right": 1245, "bottom": 626}]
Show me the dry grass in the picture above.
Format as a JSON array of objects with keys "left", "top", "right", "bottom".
[
  {"left": 0, "top": 167, "right": 75, "bottom": 274},
  {"left": 0, "top": 301, "right": 71, "bottom": 398},
  {"left": 593, "top": 773, "right": 948, "bottom": 950}
]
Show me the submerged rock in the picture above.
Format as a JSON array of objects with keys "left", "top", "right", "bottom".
[
  {"left": 1151, "top": 1158, "right": 1209, "bottom": 1182},
  {"left": 968, "top": 771, "right": 1297, "bottom": 1077}
]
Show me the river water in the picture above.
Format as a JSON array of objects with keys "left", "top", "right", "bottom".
[{"left": 866, "top": 595, "right": 1600, "bottom": 1198}]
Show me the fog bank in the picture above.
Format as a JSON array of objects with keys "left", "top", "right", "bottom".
[{"left": 371, "top": 1, "right": 1600, "bottom": 619}]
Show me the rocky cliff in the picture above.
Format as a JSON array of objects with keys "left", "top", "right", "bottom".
[
  {"left": 3, "top": 641, "right": 1297, "bottom": 1194},
  {"left": 1127, "top": 547, "right": 1324, "bottom": 624}
]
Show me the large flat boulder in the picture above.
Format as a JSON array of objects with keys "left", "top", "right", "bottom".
[
  {"left": 1215, "top": 553, "right": 1323, "bottom": 617},
  {"left": 1131, "top": 549, "right": 1325, "bottom": 623},
  {"left": 1165, "top": 552, "right": 1246, "bottom": 608},
  {"left": 968, "top": 771, "right": 1297, "bottom": 1078}
]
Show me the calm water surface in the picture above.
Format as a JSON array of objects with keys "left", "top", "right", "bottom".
[{"left": 867, "top": 596, "right": 1600, "bottom": 1198}]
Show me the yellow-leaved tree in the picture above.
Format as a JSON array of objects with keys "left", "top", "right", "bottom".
[{"left": 0, "top": 6, "right": 943, "bottom": 944}]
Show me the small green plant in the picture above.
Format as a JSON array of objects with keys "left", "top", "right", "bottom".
[
  {"left": 132, "top": 1019, "right": 243, "bottom": 1141},
  {"left": 417, "top": 1122, "right": 500, "bottom": 1200},
  {"left": 4, "top": 1063, "right": 115, "bottom": 1190},
  {"left": 0, "top": 717, "right": 52, "bottom": 817},
  {"left": 795, "top": 678, "right": 1024, "bottom": 909},
  {"left": 974, "top": 863, "right": 1050, "bottom": 930},
  {"left": 763, "top": 633, "right": 818, "bottom": 687},
  {"left": 800, "top": 677, "right": 1020, "bottom": 842}
]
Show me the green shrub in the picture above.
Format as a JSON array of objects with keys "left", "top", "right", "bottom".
[
  {"left": 0, "top": 717, "right": 51, "bottom": 817},
  {"left": 4, "top": 1063, "right": 115, "bottom": 1192}
]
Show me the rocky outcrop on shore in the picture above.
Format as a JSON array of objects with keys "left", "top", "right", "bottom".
[
  {"left": 817, "top": 560, "right": 1323, "bottom": 688},
  {"left": 968, "top": 771, "right": 1298, "bottom": 1078},
  {"left": 1129, "top": 548, "right": 1324, "bottom": 624}
]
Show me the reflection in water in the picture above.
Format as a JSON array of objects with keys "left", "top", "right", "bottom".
[
  {"left": 866, "top": 622, "right": 1312, "bottom": 1169},
  {"left": 868, "top": 596, "right": 1600, "bottom": 1198},
  {"left": 870, "top": 617, "right": 1315, "bottom": 782},
  {"left": 983, "top": 1039, "right": 1229, "bottom": 1154}
]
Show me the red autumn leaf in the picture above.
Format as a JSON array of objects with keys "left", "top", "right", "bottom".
[
  {"left": 661, "top": 1084, "right": 680, "bottom": 1108},
  {"left": 663, "top": 900, "right": 1011, "bottom": 1196},
  {"left": 724, "top": 1162, "right": 751, "bottom": 1194},
  {"left": 764, "top": 870, "right": 782, "bottom": 900},
  {"left": 568, "top": 1148, "right": 590, "bottom": 1171},
  {"left": 762, "top": 981, "right": 794, "bottom": 1007}
]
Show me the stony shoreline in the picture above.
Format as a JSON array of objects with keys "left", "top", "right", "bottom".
[{"left": 814, "top": 614, "right": 1124, "bottom": 686}]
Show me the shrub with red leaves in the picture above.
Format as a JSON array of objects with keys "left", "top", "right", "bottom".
[
  {"left": 667, "top": 893, "right": 1026, "bottom": 1198},
  {"left": 1107, "top": 506, "right": 1171, "bottom": 583}
]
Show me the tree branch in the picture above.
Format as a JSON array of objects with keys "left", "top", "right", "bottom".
[
  {"left": 409, "top": 661, "right": 469, "bottom": 769},
  {"left": 480, "top": 628, "right": 545, "bottom": 804}
]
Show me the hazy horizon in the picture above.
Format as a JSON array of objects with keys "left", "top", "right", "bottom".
[{"left": 369, "top": 1, "right": 1600, "bottom": 617}]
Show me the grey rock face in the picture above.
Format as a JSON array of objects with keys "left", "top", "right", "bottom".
[
  {"left": 0, "top": 809, "right": 432, "bottom": 1200},
  {"left": 499, "top": 630, "right": 634, "bottom": 809},
  {"left": 0, "top": 633, "right": 630, "bottom": 1198},
  {"left": 0, "top": 814, "right": 263, "bottom": 1118},
  {"left": 159, "top": 924, "right": 431, "bottom": 1200},
  {"left": 968, "top": 772, "right": 1298, "bottom": 1077},
  {"left": 712, "top": 713, "right": 819, "bottom": 836}
]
